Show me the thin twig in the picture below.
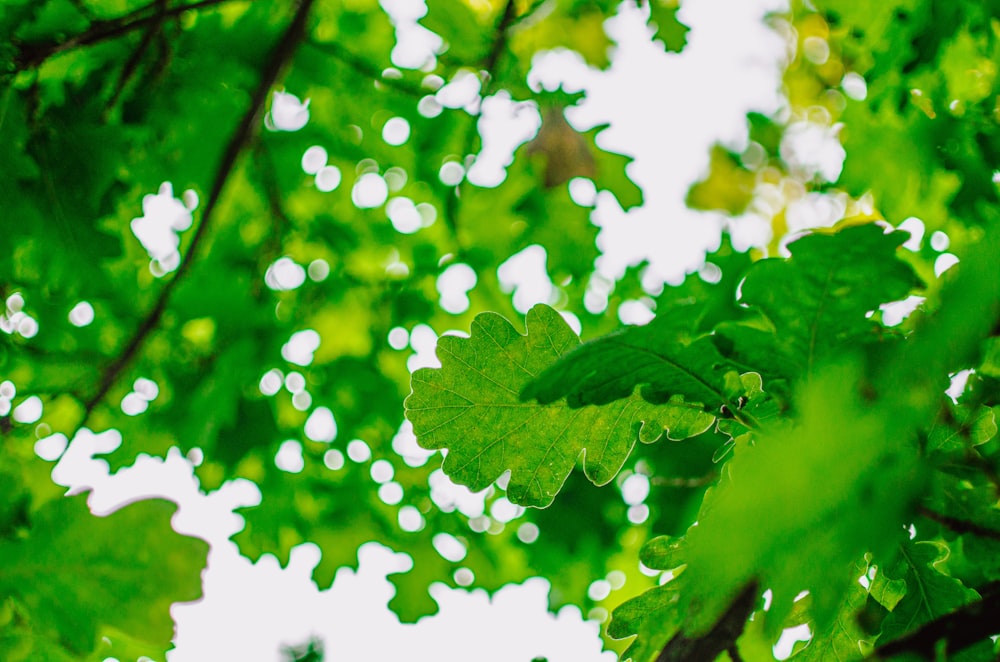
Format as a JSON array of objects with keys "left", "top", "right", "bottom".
[
  {"left": 79, "top": 0, "right": 317, "bottom": 424},
  {"left": 305, "top": 39, "right": 426, "bottom": 98},
  {"left": 13, "top": 0, "right": 240, "bottom": 71},
  {"left": 102, "top": 0, "right": 166, "bottom": 121}
]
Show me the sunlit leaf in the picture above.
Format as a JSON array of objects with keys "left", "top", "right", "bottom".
[
  {"left": 406, "top": 304, "right": 715, "bottom": 507},
  {"left": 522, "top": 306, "right": 743, "bottom": 411}
]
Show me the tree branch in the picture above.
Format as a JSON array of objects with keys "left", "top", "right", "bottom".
[
  {"left": 13, "top": 0, "right": 240, "bottom": 71},
  {"left": 79, "top": 0, "right": 316, "bottom": 424},
  {"left": 867, "top": 581, "right": 1000, "bottom": 660},
  {"left": 656, "top": 582, "right": 759, "bottom": 662},
  {"left": 102, "top": 0, "right": 167, "bottom": 120},
  {"left": 482, "top": 0, "right": 518, "bottom": 86},
  {"left": 444, "top": 0, "right": 518, "bottom": 239},
  {"left": 917, "top": 506, "right": 1000, "bottom": 542}
]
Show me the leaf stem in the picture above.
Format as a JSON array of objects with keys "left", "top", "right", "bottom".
[{"left": 79, "top": 0, "right": 317, "bottom": 426}]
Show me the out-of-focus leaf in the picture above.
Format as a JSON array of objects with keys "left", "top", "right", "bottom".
[
  {"left": 792, "top": 560, "right": 870, "bottom": 661},
  {"left": 0, "top": 495, "right": 207, "bottom": 658},
  {"left": 646, "top": 0, "right": 689, "bottom": 53},
  {"left": 406, "top": 304, "right": 715, "bottom": 507},
  {"left": 420, "top": 0, "right": 487, "bottom": 62},
  {"left": 582, "top": 123, "right": 644, "bottom": 210},
  {"left": 679, "top": 360, "right": 920, "bottom": 634},
  {"left": 740, "top": 224, "right": 922, "bottom": 380},
  {"left": 527, "top": 107, "right": 597, "bottom": 189},
  {"left": 685, "top": 145, "right": 755, "bottom": 215},
  {"left": 510, "top": 2, "right": 614, "bottom": 69}
]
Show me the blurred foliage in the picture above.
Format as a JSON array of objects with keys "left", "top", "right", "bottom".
[
  {"left": 0, "top": 0, "right": 654, "bottom": 657},
  {"left": 3, "top": 0, "right": 1000, "bottom": 661}
]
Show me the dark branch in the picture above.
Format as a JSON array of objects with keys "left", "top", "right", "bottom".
[
  {"left": 868, "top": 582, "right": 1000, "bottom": 660},
  {"left": 657, "top": 582, "right": 758, "bottom": 662},
  {"left": 13, "top": 0, "right": 239, "bottom": 71},
  {"left": 482, "top": 0, "right": 518, "bottom": 84},
  {"left": 917, "top": 506, "right": 1000, "bottom": 542},
  {"left": 80, "top": 0, "right": 316, "bottom": 424},
  {"left": 102, "top": 0, "right": 167, "bottom": 120},
  {"left": 444, "top": 0, "right": 518, "bottom": 239}
]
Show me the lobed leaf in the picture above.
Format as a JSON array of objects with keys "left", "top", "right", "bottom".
[
  {"left": 878, "top": 540, "right": 980, "bottom": 643},
  {"left": 405, "top": 305, "right": 715, "bottom": 507},
  {"left": 608, "top": 582, "right": 683, "bottom": 662},
  {"left": 646, "top": 0, "right": 690, "bottom": 53},
  {"left": 792, "top": 560, "right": 871, "bottom": 661},
  {"left": 740, "top": 223, "right": 922, "bottom": 380}
]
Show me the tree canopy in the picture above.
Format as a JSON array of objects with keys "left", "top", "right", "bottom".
[{"left": 2, "top": 0, "right": 1000, "bottom": 660}]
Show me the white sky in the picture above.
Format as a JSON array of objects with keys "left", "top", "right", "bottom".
[{"left": 49, "top": 1, "right": 800, "bottom": 660}]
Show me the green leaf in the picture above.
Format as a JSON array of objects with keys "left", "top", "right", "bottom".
[
  {"left": 582, "top": 123, "right": 644, "bottom": 210},
  {"left": 685, "top": 144, "right": 755, "bottom": 215},
  {"left": 679, "top": 360, "right": 921, "bottom": 634},
  {"left": 419, "top": 0, "right": 488, "bottom": 63},
  {"left": 869, "top": 564, "right": 908, "bottom": 613},
  {"left": 608, "top": 582, "right": 682, "bottom": 662},
  {"left": 646, "top": 0, "right": 690, "bottom": 53},
  {"left": 740, "top": 224, "right": 922, "bottom": 380},
  {"left": 638, "top": 535, "right": 686, "bottom": 572},
  {"left": 926, "top": 403, "right": 997, "bottom": 453},
  {"left": 879, "top": 539, "right": 979, "bottom": 641},
  {"left": 521, "top": 307, "right": 742, "bottom": 412},
  {"left": 405, "top": 304, "right": 715, "bottom": 507},
  {"left": 0, "top": 495, "right": 208, "bottom": 657},
  {"left": 793, "top": 560, "right": 871, "bottom": 661},
  {"left": 509, "top": 1, "right": 616, "bottom": 69}
]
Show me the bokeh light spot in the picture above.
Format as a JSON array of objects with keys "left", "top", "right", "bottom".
[
  {"left": 301, "top": 145, "right": 328, "bottom": 174},
  {"left": 69, "top": 301, "right": 95, "bottom": 327},
  {"left": 347, "top": 439, "right": 372, "bottom": 463},
  {"left": 382, "top": 117, "right": 411, "bottom": 145},
  {"left": 315, "top": 165, "right": 342, "bottom": 192},
  {"left": 275, "top": 440, "right": 305, "bottom": 473}
]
